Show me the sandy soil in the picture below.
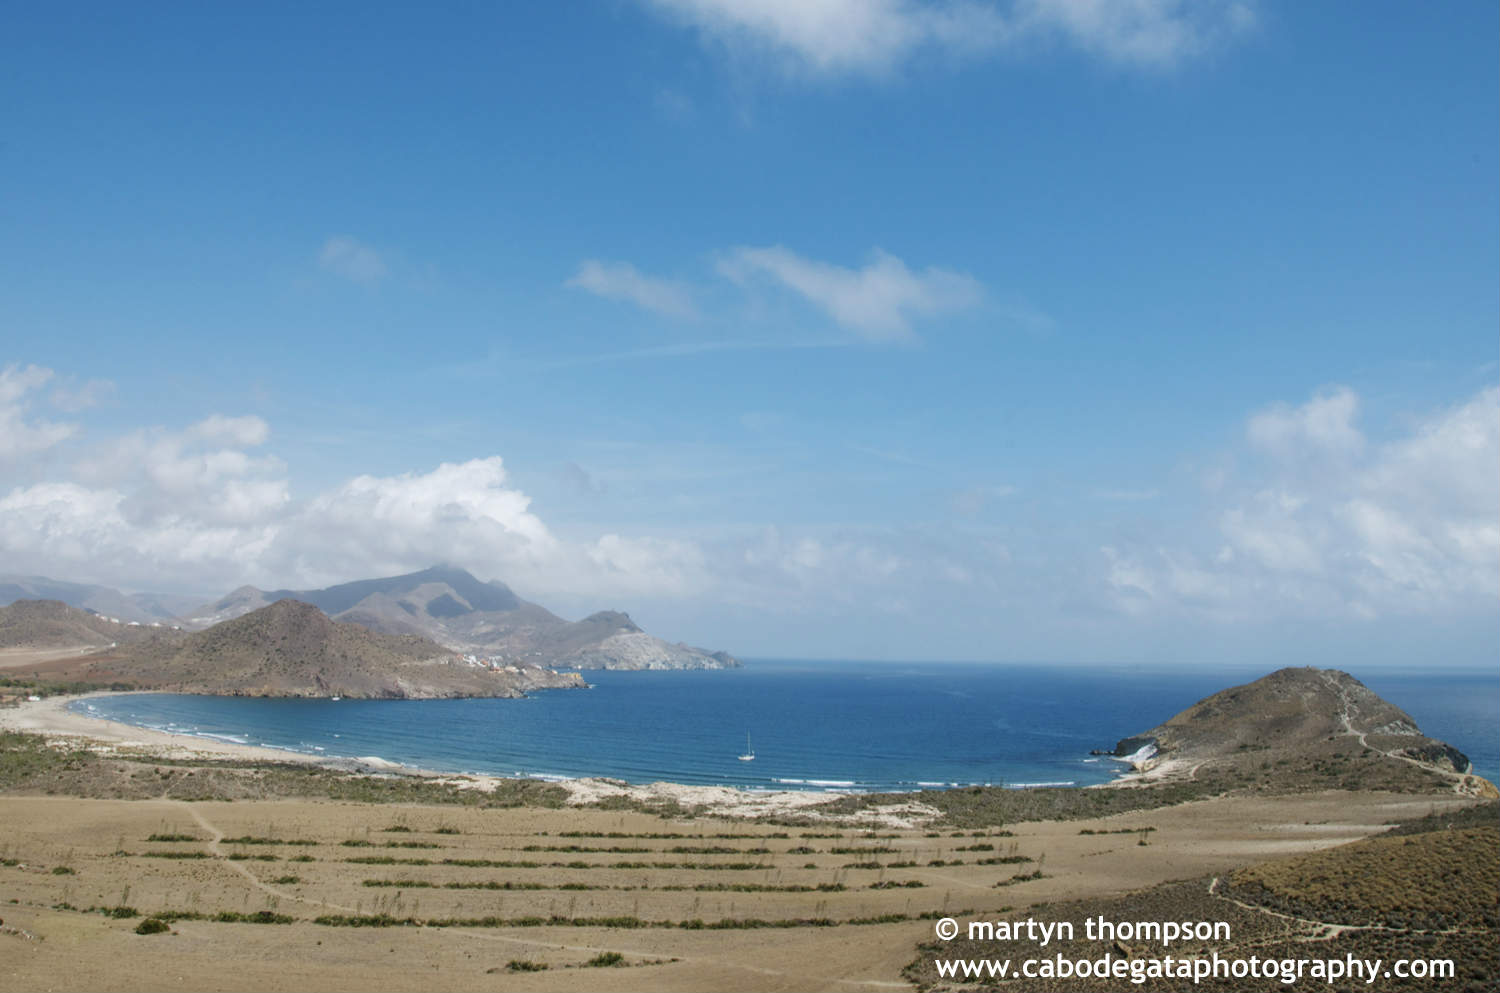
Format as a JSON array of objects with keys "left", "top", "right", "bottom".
[
  {"left": 0, "top": 790, "right": 1472, "bottom": 993},
  {"left": 0, "top": 646, "right": 104, "bottom": 670}
]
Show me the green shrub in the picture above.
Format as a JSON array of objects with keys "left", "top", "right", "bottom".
[
  {"left": 506, "top": 960, "right": 548, "bottom": 972},
  {"left": 134, "top": 918, "right": 171, "bottom": 935}
]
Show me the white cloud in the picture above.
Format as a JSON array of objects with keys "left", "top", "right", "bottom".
[
  {"left": 1016, "top": 0, "right": 1256, "bottom": 68},
  {"left": 49, "top": 377, "right": 115, "bottom": 412},
  {"left": 645, "top": 0, "right": 1007, "bottom": 76},
  {"left": 1103, "top": 386, "right": 1500, "bottom": 621},
  {"left": 0, "top": 363, "right": 79, "bottom": 460},
  {"left": 318, "top": 235, "right": 388, "bottom": 285},
  {"left": 282, "top": 458, "right": 557, "bottom": 585},
  {"left": 566, "top": 260, "right": 698, "bottom": 319},
  {"left": 642, "top": 0, "right": 1255, "bottom": 76},
  {"left": 0, "top": 372, "right": 1489, "bottom": 665},
  {"left": 586, "top": 534, "right": 707, "bottom": 597},
  {"left": 1246, "top": 386, "right": 1364, "bottom": 458},
  {"left": 719, "top": 246, "right": 981, "bottom": 341}
]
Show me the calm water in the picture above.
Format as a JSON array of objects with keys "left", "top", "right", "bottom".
[{"left": 74, "top": 660, "right": 1500, "bottom": 792}]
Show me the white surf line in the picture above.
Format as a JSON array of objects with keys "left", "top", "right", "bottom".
[{"left": 170, "top": 801, "right": 915, "bottom": 989}]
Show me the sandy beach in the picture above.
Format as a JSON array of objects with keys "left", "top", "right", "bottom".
[
  {"left": 0, "top": 693, "right": 940, "bottom": 826},
  {"left": 0, "top": 692, "right": 334, "bottom": 768}
]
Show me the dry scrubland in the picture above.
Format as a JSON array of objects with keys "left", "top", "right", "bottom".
[
  {"left": 909, "top": 804, "right": 1499, "bottom": 993},
  {"left": 0, "top": 755, "right": 1486, "bottom": 991}
]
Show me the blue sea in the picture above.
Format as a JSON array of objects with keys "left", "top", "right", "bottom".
[{"left": 73, "top": 660, "right": 1500, "bottom": 792}]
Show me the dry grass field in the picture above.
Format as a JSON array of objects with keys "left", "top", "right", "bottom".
[{"left": 2, "top": 788, "right": 1481, "bottom": 992}]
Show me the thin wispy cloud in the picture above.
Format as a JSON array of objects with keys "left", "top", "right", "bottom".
[
  {"left": 851, "top": 444, "right": 939, "bottom": 469},
  {"left": 567, "top": 260, "right": 699, "bottom": 319},
  {"left": 1094, "top": 488, "right": 1160, "bottom": 502},
  {"left": 951, "top": 484, "right": 1019, "bottom": 516},
  {"left": 318, "top": 235, "right": 388, "bottom": 285},
  {"left": 641, "top": 0, "right": 1257, "bottom": 77},
  {"left": 718, "top": 246, "right": 982, "bottom": 342},
  {"left": 49, "top": 376, "right": 116, "bottom": 413},
  {"left": 538, "top": 337, "right": 850, "bottom": 369}
]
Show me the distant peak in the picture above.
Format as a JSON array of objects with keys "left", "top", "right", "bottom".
[
  {"left": 260, "top": 598, "right": 328, "bottom": 619},
  {"left": 581, "top": 610, "right": 641, "bottom": 633}
]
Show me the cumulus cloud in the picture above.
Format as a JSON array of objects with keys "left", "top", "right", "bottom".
[
  {"left": 641, "top": 0, "right": 1255, "bottom": 76},
  {"left": 0, "top": 372, "right": 1489, "bottom": 664},
  {"left": 278, "top": 458, "right": 558, "bottom": 587},
  {"left": 719, "top": 246, "right": 982, "bottom": 341},
  {"left": 318, "top": 235, "right": 388, "bottom": 285},
  {"left": 0, "top": 409, "right": 704, "bottom": 601},
  {"left": 1103, "top": 386, "right": 1500, "bottom": 621},
  {"left": 566, "top": 260, "right": 698, "bottom": 319},
  {"left": 0, "top": 364, "right": 80, "bottom": 460},
  {"left": 1246, "top": 386, "right": 1364, "bottom": 458}
]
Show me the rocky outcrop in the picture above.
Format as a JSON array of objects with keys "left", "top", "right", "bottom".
[{"left": 555, "top": 631, "right": 739, "bottom": 670}]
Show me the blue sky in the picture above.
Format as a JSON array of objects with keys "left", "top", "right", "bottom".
[{"left": 2, "top": 1, "right": 1496, "bottom": 666}]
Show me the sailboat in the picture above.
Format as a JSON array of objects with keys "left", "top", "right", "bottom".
[{"left": 737, "top": 733, "right": 755, "bottom": 762}]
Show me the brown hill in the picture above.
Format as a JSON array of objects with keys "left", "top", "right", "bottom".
[
  {"left": 101, "top": 599, "right": 585, "bottom": 699},
  {"left": 0, "top": 599, "right": 186, "bottom": 652},
  {"left": 1112, "top": 667, "right": 1484, "bottom": 794}
]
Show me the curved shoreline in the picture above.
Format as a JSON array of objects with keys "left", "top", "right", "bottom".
[
  {"left": 1, "top": 692, "right": 952, "bottom": 826},
  {"left": 27, "top": 688, "right": 1118, "bottom": 793},
  {"left": 1, "top": 691, "right": 337, "bottom": 767}
]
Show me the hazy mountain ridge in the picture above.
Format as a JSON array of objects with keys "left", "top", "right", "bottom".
[
  {"left": 184, "top": 565, "right": 739, "bottom": 671},
  {"left": 94, "top": 599, "right": 586, "bottom": 699},
  {"left": 0, "top": 575, "right": 200, "bottom": 626}
]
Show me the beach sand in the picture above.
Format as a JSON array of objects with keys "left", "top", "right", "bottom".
[{"left": 0, "top": 694, "right": 939, "bottom": 827}]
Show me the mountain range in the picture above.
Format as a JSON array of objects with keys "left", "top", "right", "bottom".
[
  {"left": 0, "top": 598, "right": 584, "bottom": 699},
  {"left": 0, "top": 574, "right": 200, "bottom": 625},
  {"left": 1, "top": 566, "right": 738, "bottom": 671}
]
